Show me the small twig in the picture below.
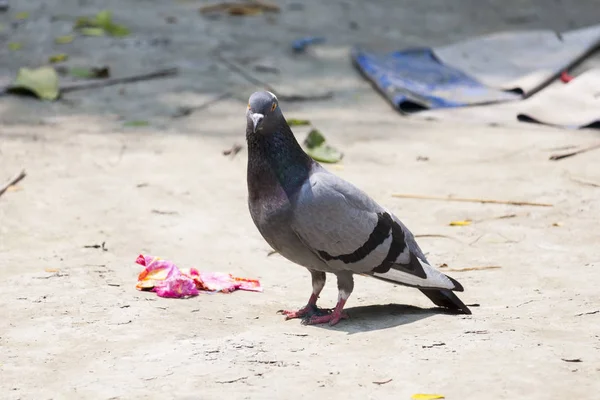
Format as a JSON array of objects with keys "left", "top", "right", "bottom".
[
  {"left": 151, "top": 209, "right": 179, "bottom": 215},
  {"left": 83, "top": 241, "right": 108, "bottom": 251},
  {"left": 372, "top": 379, "right": 393, "bottom": 385},
  {"left": 549, "top": 142, "right": 600, "bottom": 161},
  {"left": 575, "top": 310, "right": 599, "bottom": 317},
  {"left": 569, "top": 176, "right": 600, "bottom": 188},
  {"left": 61, "top": 67, "right": 179, "bottom": 93},
  {"left": 172, "top": 92, "right": 233, "bottom": 118},
  {"left": 215, "top": 376, "right": 248, "bottom": 384},
  {"left": 0, "top": 169, "right": 26, "bottom": 198},
  {"left": 391, "top": 193, "right": 552, "bottom": 207},
  {"left": 422, "top": 342, "right": 446, "bottom": 349},
  {"left": 283, "top": 332, "right": 309, "bottom": 337},
  {"left": 216, "top": 55, "right": 332, "bottom": 102},
  {"left": 223, "top": 143, "right": 243, "bottom": 158},
  {"left": 440, "top": 266, "right": 501, "bottom": 272},
  {"left": 516, "top": 300, "right": 535, "bottom": 308}
]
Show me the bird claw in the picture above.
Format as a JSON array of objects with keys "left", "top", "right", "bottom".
[
  {"left": 302, "top": 311, "right": 349, "bottom": 326},
  {"left": 277, "top": 304, "right": 331, "bottom": 320}
]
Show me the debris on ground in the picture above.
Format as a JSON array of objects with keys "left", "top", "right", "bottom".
[
  {"left": 74, "top": 10, "right": 130, "bottom": 37},
  {"left": 222, "top": 143, "right": 243, "bottom": 158},
  {"left": 303, "top": 129, "right": 343, "bottom": 164},
  {"left": 0, "top": 170, "right": 26, "bottom": 198},
  {"left": 286, "top": 118, "right": 311, "bottom": 126},
  {"left": 292, "top": 36, "right": 325, "bottom": 53},
  {"left": 7, "top": 66, "right": 59, "bottom": 100},
  {"left": 135, "top": 254, "right": 263, "bottom": 298},
  {"left": 48, "top": 53, "right": 69, "bottom": 63},
  {"left": 200, "top": 1, "right": 280, "bottom": 16},
  {"left": 549, "top": 142, "right": 600, "bottom": 161},
  {"left": 65, "top": 66, "right": 111, "bottom": 79},
  {"left": 449, "top": 220, "right": 471, "bottom": 226},
  {"left": 391, "top": 193, "right": 552, "bottom": 207}
]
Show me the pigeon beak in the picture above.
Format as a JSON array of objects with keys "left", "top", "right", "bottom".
[{"left": 251, "top": 113, "right": 264, "bottom": 133}]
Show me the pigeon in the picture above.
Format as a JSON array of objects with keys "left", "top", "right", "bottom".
[{"left": 245, "top": 91, "right": 471, "bottom": 325}]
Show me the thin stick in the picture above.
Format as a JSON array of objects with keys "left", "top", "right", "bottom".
[
  {"left": 550, "top": 142, "right": 600, "bottom": 161},
  {"left": 569, "top": 176, "right": 600, "bottom": 188},
  {"left": 216, "top": 55, "right": 332, "bottom": 101},
  {"left": 0, "top": 169, "right": 26, "bottom": 197},
  {"left": 391, "top": 193, "right": 552, "bottom": 207},
  {"left": 61, "top": 67, "right": 179, "bottom": 93}
]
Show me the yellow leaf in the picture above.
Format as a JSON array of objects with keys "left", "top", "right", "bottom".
[
  {"left": 45, "top": 268, "right": 60, "bottom": 273},
  {"left": 411, "top": 395, "right": 445, "bottom": 400},
  {"left": 48, "top": 53, "right": 69, "bottom": 63},
  {"left": 55, "top": 35, "right": 75, "bottom": 44},
  {"left": 15, "top": 11, "right": 30, "bottom": 20},
  {"left": 8, "top": 42, "right": 22, "bottom": 51},
  {"left": 449, "top": 220, "right": 471, "bottom": 226},
  {"left": 8, "top": 66, "right": 60, "bottom": 101}
]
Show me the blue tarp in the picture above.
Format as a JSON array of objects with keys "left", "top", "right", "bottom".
[{"left": 352, "top": 47, "right": 521, "bottom": 113}]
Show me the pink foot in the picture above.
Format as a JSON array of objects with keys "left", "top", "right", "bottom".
[
  {"left": 303, "top": 310, "right": 349, "bottom": 326},
  {"left": 278, "top": 307, "right": 311, "bottom": 320}
]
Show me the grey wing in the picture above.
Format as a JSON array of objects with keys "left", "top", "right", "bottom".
[{"left": 290, "top": 169, "right": 461, "bottom": 291}]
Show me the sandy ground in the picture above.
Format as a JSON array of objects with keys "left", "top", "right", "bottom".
[{"left": 1, "top": 1, "right": 600, "bottom": 399}]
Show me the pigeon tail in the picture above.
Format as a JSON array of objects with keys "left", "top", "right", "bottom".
[{"left": 419, "top": 288, "right": 472, "bottom": 314}]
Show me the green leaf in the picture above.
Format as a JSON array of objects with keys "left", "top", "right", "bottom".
[
  {"left": 80, "top": 27, "right": 105, "bottom": 36},
  {"left": 303, "top": 129, "right": 343, "bottom": 164},
  {"left": 95, "top": 10, "right": 113, "bottom": 27},
  {"left": 123, "top": 120, "right": 150, "bottom": 127},
  {"left": 8, "top": 66, "right": 60, "bottom": 101},
  {"left": 104, "top": 23, "right": 130, "bottom": 37},
  {"left": 15, "top": 11, "right": 30, "bottom": 20},
  {"left": 287, "top": 118, "right": 311, "bottom": 126},
  {"left": 55, "top": 35, "right": 75, "bottom": 44},
  {"left": 304, "top": 129, "right": 326, "bottom": 148},
  {"left": 68, "top": 66, "right": 110, "bottom": 79},
  {"left": 74, "top": 10, "right": 130, "bottom": 37},
  {"left": 8, "top": 42, "right": 23, "bottom": 51},
  {"left": 48, "top": 53, "right": 69, "bottom": 63}
]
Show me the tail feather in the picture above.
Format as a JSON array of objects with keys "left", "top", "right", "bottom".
[{"left": 419, "top": 288, "right": 472, "bottom": 314}]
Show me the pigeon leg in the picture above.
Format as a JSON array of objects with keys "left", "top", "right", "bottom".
[
  {"left": 304, "top": 272, "right": 353, "bottom": 326},
  {"left": 278, "top": 270, "right": 326, "bottom": 320}
]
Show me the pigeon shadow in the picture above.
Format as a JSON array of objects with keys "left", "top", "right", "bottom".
[{"left": 304, "top": 303, "right": 457, "bottom": 334}]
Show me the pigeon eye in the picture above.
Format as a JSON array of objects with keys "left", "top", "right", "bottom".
[{"left": 270, "top": 103, "right": 277, "bottom": 112}]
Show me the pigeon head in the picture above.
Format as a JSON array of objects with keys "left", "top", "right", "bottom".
[{"left": 246, "top": 91, "right": 283, "bottom": 134}]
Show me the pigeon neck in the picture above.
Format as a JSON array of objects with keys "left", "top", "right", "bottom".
[{"left": 247, "top": 124, "right": 313, "bottom": 198}]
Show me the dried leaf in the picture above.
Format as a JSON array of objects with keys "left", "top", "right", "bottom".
[
  {"left": 69, "top": 66, "right": 110, "bottom": 79},
  {"left": 200, "top": 1, "right": 280, "bottom": 16},
  {"left": 411, "top": 395, "right": 445, "bottom": 400},
  {"left": 15, "top": 11, "right": 29, "bottom": 20},
  {"left": 287, "top": 118, "right": 311, "bottom": 126},
  {"left": 45, "top": 268, "right": 60, "bottom": 273},
  {"left": 8, "top": 42, "right": 22, "bottom": 51},
  {"left": 552, "top": 222, "right": 563, "bottom": 227},
  {"left": 48, "top": 53, "right": 69, "bottom": 63},
  {"left": 55, "top": 35, "right": 75, "bottom": 44},
  {"left": 449, "top": 220, "right": 471, "bottom": 226},
  {"left": 8, "top": 66, "right": 60, "bottom": 100},
  {"left": 123, "top": 120, "right": 150, "bottom": 127}
]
